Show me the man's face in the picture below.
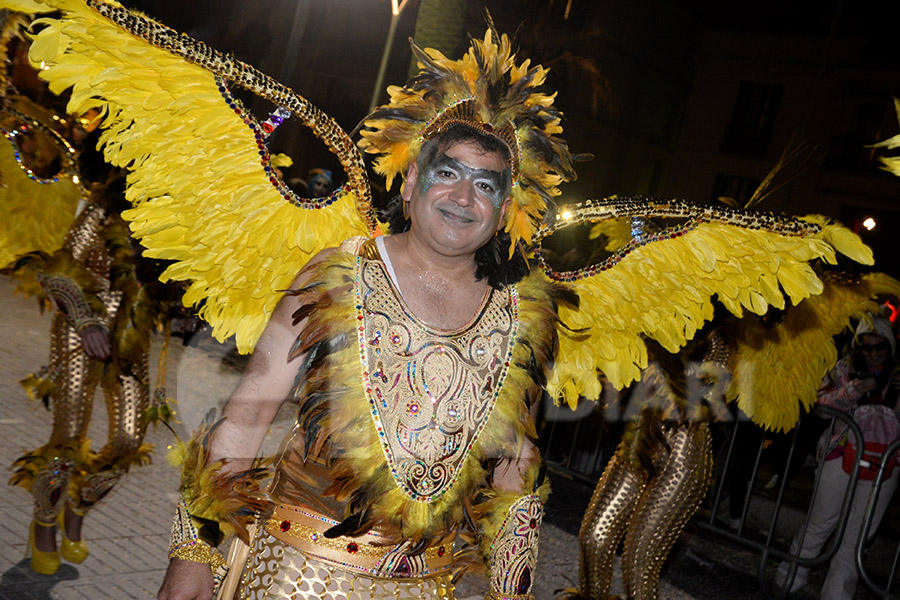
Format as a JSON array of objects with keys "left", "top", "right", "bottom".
[{"left": 402, "top": 140, "right": 510, "bottom": 256}]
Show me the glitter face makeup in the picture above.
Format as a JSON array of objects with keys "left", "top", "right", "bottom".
[{"left": 421, "top": 152, "right": 508, "bottom": 210}]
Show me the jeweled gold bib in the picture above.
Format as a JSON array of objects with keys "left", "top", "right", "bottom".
[{"left": 354, "top": 258, "right": 518, "bottom": 502}]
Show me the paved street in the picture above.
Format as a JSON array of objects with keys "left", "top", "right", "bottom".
[{"left": 5, "top": 273, "right": 841, "bottom": 600}]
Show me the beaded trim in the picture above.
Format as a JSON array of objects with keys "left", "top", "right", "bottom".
[
  {"left": 268, "top": 518, "right": 449, "bottom": 564},
  {"left": 354, "top": 258, "right": 520, "bottom": 502},
  {"left": 214, "top": 76, "right": 346, "bottom": 211},
  {"left": 1, "top": 107, "right": 80, "bottom": 185},
  {"left": 269, "top": 517, "right": 386, "bottom": 559},
  {"left": 84, "top": 0, "right": 375, "bottom": 233},
  {"left": 535, "top": 196, "right": 822, "bottom": 283}
]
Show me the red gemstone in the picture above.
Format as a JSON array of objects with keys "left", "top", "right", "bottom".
[
  {"left": 437, "top": 546, "right": 445, "bottom": 557},
  {"left": 529, "top": 518, "right": 537, "bottom": 529},
  {"left": 483, "top": 123, "right": 493, "bottom": 132},
  {"left": 280, "top": 520, "right": 291, "bottom": 532},
  {"left": 262, "top": 122, "right": 274, "bottom": 133},
  {"left": 347, "top": 542, "right": 359, "bottom": 554}
]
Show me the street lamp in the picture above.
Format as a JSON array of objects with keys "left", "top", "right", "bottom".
[{"left": 369, "top": 0, "right": 412, "bottom": 110}]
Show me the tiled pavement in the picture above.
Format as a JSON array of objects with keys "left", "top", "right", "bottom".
[{"left": 0, "top": 276, "right": 704, "bottom": 600}]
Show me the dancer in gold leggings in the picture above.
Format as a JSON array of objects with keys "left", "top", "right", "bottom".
[
  {"left": 565, "top": 330, "right": 733, "bottom": 600},
  {"left": 8, "top": 180, "right": 178, "bottom": 575}
]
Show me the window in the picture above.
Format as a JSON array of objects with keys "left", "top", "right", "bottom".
[{"left": 721, "top": 82, "right": 783, "bottom": 156}]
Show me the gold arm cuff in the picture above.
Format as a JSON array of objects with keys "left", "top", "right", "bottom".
[
  {"left": 488, "top": 494, "right": 543, "bottom": 597},
  {"left": 169, "top": 540, "right": 226, "bottom": 571},
  {"left": 168, "top": 497, "right": 225, "bottom": 570},
  {"left": 38, "top": 273, "right": 104, "bottom": 332}
]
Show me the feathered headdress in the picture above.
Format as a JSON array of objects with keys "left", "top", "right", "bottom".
[{"left": 358, "top": 19, "right": 577, "bottom": 257}]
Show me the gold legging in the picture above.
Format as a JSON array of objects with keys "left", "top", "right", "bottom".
[
  {"left": 576, "top": 421, "right": 712, "bottom": 600},
  {"left": 32, "top": 312, "right": 149, "bottom": 520}
]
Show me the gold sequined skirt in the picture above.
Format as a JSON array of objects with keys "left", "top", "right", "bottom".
[{"left": 236, "top": 531, "right": 455, "bottom": 600}]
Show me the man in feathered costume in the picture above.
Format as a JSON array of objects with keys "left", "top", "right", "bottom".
[
  {"left": 4, "top": 2, "right": 900, "bottom": 599},
  {"left": 155, "top": 24, "right": 578, "bottom": 600}
]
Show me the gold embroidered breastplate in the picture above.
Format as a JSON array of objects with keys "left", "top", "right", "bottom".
[{"left": 354, "top": 258, "right": 518, "bottom": 502}]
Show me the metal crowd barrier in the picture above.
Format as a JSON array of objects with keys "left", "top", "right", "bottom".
[
  {"left": 857, "top": 434, "right": 900, "bottom": 598},
  {"left": 698, "top": 405, "right": 900, "bottom": 599},
  {"left": 537, "top": 395, "right": 900, "bottom": 598}
]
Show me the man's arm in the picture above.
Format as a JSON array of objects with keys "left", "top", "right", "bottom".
[
  {"left": 158, "top": 250, "right": 333, "bottom": 600},
  {"left": 479, "top": 440, "right": 547, "bottom": 600}
]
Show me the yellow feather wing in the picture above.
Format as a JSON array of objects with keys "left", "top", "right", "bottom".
[
  {"left": 6, "top": 0, "right": 374, "bottom": 353},
  {"left": 540, "top": 198, "right": 876, "bottom": 409},
  {"left": 729, "top": 272, "right": 900, "bottom": 432},
  {"left": 0, "top": 103, "right": 84, "bottom": 268}
]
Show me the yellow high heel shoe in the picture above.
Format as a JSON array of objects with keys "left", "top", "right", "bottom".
[
  {"left": 57, "top": 507, "right": 88, "bottom": 564},
  {"left": 26, "top": 520, "right": 60, "bottom": 575}
]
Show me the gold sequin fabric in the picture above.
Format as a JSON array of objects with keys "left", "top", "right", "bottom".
[
  {"left": 356, "top": 259, "right": 517, "bottom": 501},
  {"left": 236, "top": 531, "right": 455, "bottom": 600},
  {"left": 576, "top": 449, "right": 645, "bottom": 598},
  {"left": 575, "top": 421, "right": 712, "bottom": 600},
  {"left": 621, "top": 422, "right": 712, "bottom": 600}
]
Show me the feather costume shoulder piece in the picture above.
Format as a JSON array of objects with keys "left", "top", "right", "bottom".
[{"left": 3, "top": 0, "right": 376, "bottom": 352}]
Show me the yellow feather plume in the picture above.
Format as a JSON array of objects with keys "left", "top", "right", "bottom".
[
  {"left": 7, "top": 0, "right": 371, "bottom": 353},
  {"left": 729, "top": 272, "right": 900, "bottom": 431}
]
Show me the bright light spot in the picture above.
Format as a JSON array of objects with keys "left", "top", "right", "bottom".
[
  {"left": 72, "top": 175, "right": 80, "bottom": 184},
  {"left": 52, "top": 115, "right": 59, "bottom": 121},
  {"left": 561, "top": 210, "right": 573, "bottom": 220},
  {"left": 39, "top": 61, "right": 48, "bottom": 70},
  {"left": 863, "top": 218, "right": 876, "bottom": 231}
]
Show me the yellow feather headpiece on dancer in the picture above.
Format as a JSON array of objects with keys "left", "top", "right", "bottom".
[{"left": 358, "top": 19, "right": 577, "bottom": 258}]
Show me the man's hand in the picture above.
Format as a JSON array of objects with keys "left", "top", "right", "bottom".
[
  {"left": 157, "top": 558, "right": 215, "bottom": 600},
  {"left": 79, "top": 324, "right": 111, "bottom": 360}
]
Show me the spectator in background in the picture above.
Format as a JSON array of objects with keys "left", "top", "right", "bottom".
[
  {"left": 306, "top": 168, "right": 333, "bottom": 197},
  {"left": 777, "top": 312, "right": 900, "bottom": 599}
]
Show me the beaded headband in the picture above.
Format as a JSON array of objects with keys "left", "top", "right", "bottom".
[
  {"left": 358, "top": 24, "right": 577, "bottom": 256},
  {"left": 418, "top": 98, "right": 520, "bottom": 184}
]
